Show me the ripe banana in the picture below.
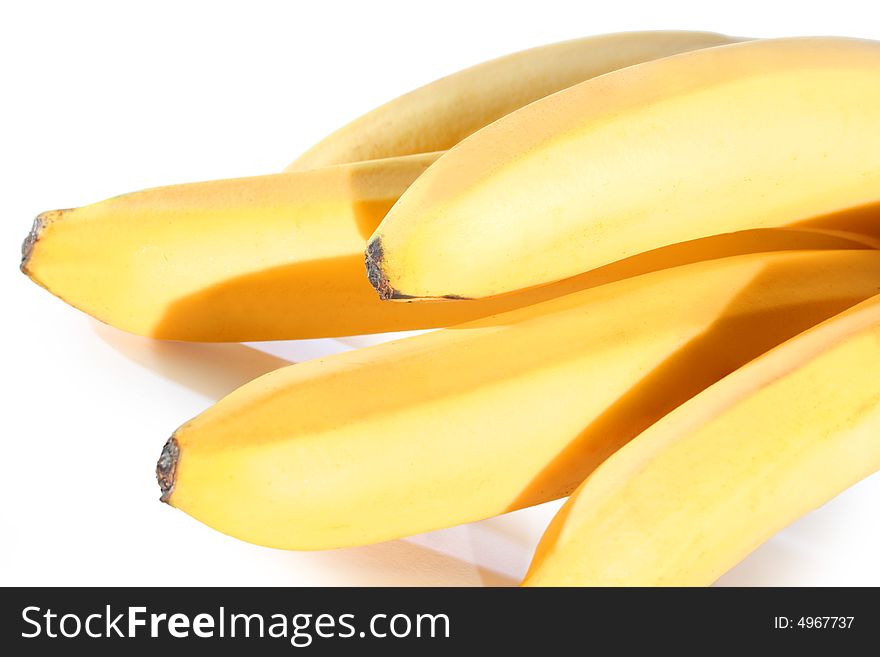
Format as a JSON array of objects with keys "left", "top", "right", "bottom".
[
  {"left": 522, "top": 294, "right": 880, "bottom": 587},
  {"left": 367, "top": 37, "right": 880, "bottom": 300},
  {"left": 286, "top": 31, "right": 741, "bottom": 171},
  {"left": 22, "top": 153, "right": 867, "bottom": 341},
  {"left": 22, "top": 153, "right": 436, "bottom": 341},
  {"left": 157, "top": 249, "right": 880, "bottom": 549}
]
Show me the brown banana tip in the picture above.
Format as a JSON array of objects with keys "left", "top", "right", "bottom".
[
  {"left": 156, "top": 435, "right": 180, "bottom": 503},
  {"left": 20, "top": 213, "right": 48, "bottom": 273},
  {"left": 365, "top": 238, "right": 400, "bottom": 300}
]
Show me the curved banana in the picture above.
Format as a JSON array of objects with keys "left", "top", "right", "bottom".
[
  {"left": 523, "top": 295, "right": 880, "bottom": 587},
  {"left": 22, "top": 151, "right": 866, "bottom": 341},
  {"left": 21, "top": 153, "right": 436, "bottom": 341},
  {"left": 157, "top": 249, "right": 880, "bottom": 549},
  {"left": 286, "top": 31, "right": 741, "bottom": 171},
  {"left": 367, "top": 37, "right": 880, "bottom": 300}
]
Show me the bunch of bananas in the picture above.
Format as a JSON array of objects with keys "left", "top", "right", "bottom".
[{"left": 22, "top": 32, "right": 880, "bottom": 586}]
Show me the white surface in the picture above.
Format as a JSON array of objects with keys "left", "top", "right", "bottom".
[{"left": 3, "top": 0, "right": 880, "bottom": 586}]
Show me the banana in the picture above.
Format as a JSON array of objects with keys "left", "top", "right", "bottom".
[
  {"left": 157, "top": 249, "right": 880, "bottom": 550},
  {"left": 522, "top": 294, "right": 880, "bottom": 587},
  {"left": 367, "top": 37, "right": 880, "bottom": 301},
  {"left": 285, "top": 31, "right": 741, "bottom": 171},
  {"left": 22, "top": 153, "right": 436, "bottom": 341},
  {"left": 22, "top": 154, "right": 868, "bottom": 342}
]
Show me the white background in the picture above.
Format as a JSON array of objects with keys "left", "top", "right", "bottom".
[{"left": 3, "top": 0, "right": 880, "bottom": 586}]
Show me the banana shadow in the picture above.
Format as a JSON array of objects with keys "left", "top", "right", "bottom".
[
  {"left": 347, "top": 152, "right": 440, "bottom": 240},
  {"left": 353, "top": 198, "right": 397, "bottom": 240},
  {"left": 790, "top": 200, "right": 880, "bottom": 246},
  {"left": 714, "top": 535, "right": 816, "bottom": 587},
  {"left": 298, "top": 535, "right": 518, "bottom": 587},
  {"left": 507, "top": 254, "right": 880, "bottom": 516},
  {"left": 92, "top": 322, "right": 291, "bottom": 399},
  {"left": 152, "top": 225, "right": 872, "bottom": 342},
  {"left": 718, "top": 471, "right": 875, "bottom": 585}
]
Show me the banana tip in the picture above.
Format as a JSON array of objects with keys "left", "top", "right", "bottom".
[
  {"left": 156, "top": 436, "right": 180, "bottom": 503},
  {"left": 365, "top": 238, "right": 400, "bottom": 300},
  {"left": 20, "top": 213, "right": 47, "bottom": 273},
  {"left": 364, "top": 237, "right": 449, "bottom": 301}
]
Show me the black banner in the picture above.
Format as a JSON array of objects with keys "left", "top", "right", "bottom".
[{"left": 2, "top": 587, "right": 877, "bottom": 654}]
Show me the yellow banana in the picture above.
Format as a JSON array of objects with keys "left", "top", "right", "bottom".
[
  {"left": 157, "top": 249, "right": 880, "bottom": 549},
  {"left": 22, "top": 151, "right": 866, "bottom": 341},
  {"left": 286, "top": 31, "right": 741, "bottom": 171},
  {"left": 22, "top": 153, "right": 436, "bottom": 341},
  {"left": 367, "top": 37, "right": 880, "bottom": 300},
  {"left": 522, "top": 294, "right": 880, "bottom": 587}
]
